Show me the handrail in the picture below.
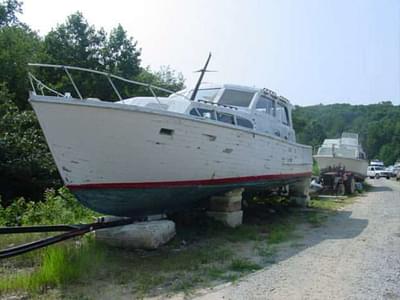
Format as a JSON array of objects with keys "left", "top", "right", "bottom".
[{"left": 28, "top": 63, "right": 188, "bottom": 101}]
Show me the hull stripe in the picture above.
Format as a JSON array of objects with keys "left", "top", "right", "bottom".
[{"left": 67, "top": 172, "right": 311, "bottom": 190}]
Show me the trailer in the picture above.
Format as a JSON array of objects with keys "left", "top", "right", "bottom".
[{"left": 316, "top": 166, "right": 363, "bottom": 196}]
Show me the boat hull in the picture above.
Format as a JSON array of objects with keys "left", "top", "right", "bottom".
[
  {"left": 314, "top": 155, "right": 368, "bottom": 179},
  {"left": 30, "top": 95, "right": 312, "bottom": 217},
  {"left": 71, "top": 174, "right": 309, "bottom": 216}
]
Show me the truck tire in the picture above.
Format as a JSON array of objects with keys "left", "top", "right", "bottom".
[
  {"left": 345, "top": 177, "right": 356, "bottom": 194},
  {"left": 375, "top": 174, "right": 380, "bottom": 179}
]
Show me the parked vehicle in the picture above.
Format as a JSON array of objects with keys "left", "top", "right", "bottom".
[
  {"left": 367, "top": 166, "right": 391, "bottom": 179},
  {"left": 394, "top": 166, "right": 400, "bottom": 181},
  {"left": 385, "top": 165, "right": 397, "bottom": 178}
]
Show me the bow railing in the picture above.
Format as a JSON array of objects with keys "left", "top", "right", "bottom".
[{"left": 28, "top": 63, "right": 187, "bottom": 103}]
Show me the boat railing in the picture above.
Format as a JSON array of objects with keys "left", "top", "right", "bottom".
[{"left": 28, "top": 63, "right": 189, "bottom": 103}]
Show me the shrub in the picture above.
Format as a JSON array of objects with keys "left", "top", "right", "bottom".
[
  {"left": 0, "top": 187, "right": 96, "bottom": 226},
  {"left": 0, "top": 83, "right": 61, "bottom": 203}
]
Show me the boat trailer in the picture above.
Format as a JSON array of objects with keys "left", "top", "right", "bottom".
[
  {"left": 0, "top": 217, "right": 136, "bottom": 259},
  {"left": 315, "top": 166, "right": 360, "bottom": 195}
]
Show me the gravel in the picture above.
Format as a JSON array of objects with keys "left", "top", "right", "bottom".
[{"left": 195, "top": 179, "right": 400, "bottom": 300}]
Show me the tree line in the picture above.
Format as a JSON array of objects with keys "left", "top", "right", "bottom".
[{"left": 0, "top": 0, "right": 185, "bottom": 204}]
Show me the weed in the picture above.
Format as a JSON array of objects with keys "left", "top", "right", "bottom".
[
  {"left": 206, "top": 267, "right": 226, "bottom": 280},
  {"left": 267, "top": 223, "right": 295, "bottom": 244},
  {"left": 0, "top": 237, "right": 105, "bottom": 294},
  {"left": 229, "top": 259, "right": 261, "bottom": 272},
  {"left": 255, "top": 243, "right": 276, "bottom": 257},
  {"left": 305, "top": 211, "right": 327, "bottom": 227}
]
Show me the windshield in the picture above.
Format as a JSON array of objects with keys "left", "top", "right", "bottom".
[
  {"left": 218, "top": 89, "right": 255, "bottom": 107},
  {"left": 193, "top": 88, "right": 220, "bottom": 102}
]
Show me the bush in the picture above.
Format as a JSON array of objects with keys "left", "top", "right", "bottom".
[
  {"left": 0, "top": 187, "right": 96, "bottom": 226},
  {"left": 0, "top": 83, "right": 61, "bottom": 204}
]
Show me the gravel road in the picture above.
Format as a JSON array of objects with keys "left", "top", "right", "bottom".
[{"left": 196, "top": 179, "right": 400, "bottom": 300}]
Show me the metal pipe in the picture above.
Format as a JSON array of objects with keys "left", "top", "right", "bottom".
[
  {"left": 63, "top": 67, "right": 83, "bottom": 100},
  {"left": 107, "top": 75, "right": 122, "bottom": 101}
]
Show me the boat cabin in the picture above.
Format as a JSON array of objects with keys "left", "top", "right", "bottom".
[
  {"left": 316, "top": 133, "right": 366, "bottom": 160},
  {"left": 179, "top": 84, "right": 295, "bottom": 142},
  {"left": 116, "top": 83, "right": 295, "bottom": 142}
]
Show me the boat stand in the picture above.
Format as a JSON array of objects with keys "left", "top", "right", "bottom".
[{"left": 0, "top": 217, "right": 136, "bottom": 259}]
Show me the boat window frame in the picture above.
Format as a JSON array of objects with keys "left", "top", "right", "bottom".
[
  {"left": 236, "top": 116, "right": 254, "bottom": 129},
  {"left": 255, "top": 95, "right": 276, "bottom": 116},
  {"left": 216, "top": 111, "right": 235, "bottom": 125},
  {"left": 187, "top": 104, "right": 255, "bottom": 131},
  {"left": 198, "top": 108, "right": 217, "bottom": 120},
  {"left": 276, "top": 101, "right": 290, "bottom": 126},
  {"left": 217, "top": 88, "right": 256, "bottom": 108}
]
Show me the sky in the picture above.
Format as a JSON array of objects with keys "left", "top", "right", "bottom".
[{"left": 20, "top": 0, "right": 400, "bottom": 106}]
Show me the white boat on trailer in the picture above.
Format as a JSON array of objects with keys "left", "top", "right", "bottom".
[
  {"left": 314, "top": 132, "right": 368, "bottom": 180},
  {"left": 28, "top": 59, "right": 312, "bottom": 217}
]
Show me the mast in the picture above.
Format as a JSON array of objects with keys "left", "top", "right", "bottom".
[{"left": 190, "top": 52, "right": 212, "bottom": 101}]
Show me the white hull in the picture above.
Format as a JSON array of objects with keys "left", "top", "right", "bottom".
[
  {"left": 30, "top": 95, "right": 312, "bottom": 185},
  {"left": 314, "top": 155, "right": 368, "bottom": 178},
  {"left": 30, "top": 95, "right": 312, "bottom": 216}
]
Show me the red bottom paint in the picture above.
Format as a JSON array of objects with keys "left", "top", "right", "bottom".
[{"left": 67, "top": 172, "right": 311, "bottom": 190}]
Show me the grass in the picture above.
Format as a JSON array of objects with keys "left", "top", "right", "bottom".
[
  {"left": 0, "top": 218, "right": 288, "bottom": 298},
  {"left": 229, "top": 259, "right": 262, "bottom": 272},
  {"left": 304, "top": 211, "right": 328, "bottom": 227},
  {"left": 0, "top": 186, "right": 365, "bottom": 298},
  {"left": 0, "top": 236, "right": 105, "bottom": 294}
]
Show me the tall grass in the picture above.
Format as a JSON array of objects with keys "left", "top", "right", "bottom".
[{"left": 0, "top": 237, "right": 105, "bottom": 294}]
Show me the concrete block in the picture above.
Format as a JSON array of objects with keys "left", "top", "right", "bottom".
[
  {"left": 96, "top": 220, "right": 176, "bottom": 250},
  {"left": 224, "top": 188, "right": 244, "bottom": 197},
  {"left": 209, "top": 195, "right": 242, "bottom": 212},
  {"left": 207, "top": 210, "right": 243, "bottom": 228}
]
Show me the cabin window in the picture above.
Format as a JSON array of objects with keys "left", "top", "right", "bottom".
[
  {"left": 217, "top": 112, "right": 235, "bottom": 125},
  {"left": 194, "top": 88, "right": 220, "bottom": 101},
  {"left": 256, "top": 96, "right": 275, "bottom": 115},
  {"left": 276, "top": 102, "right": 290, "bottom": 126},
  {"left": 197, "top": 108, "right": 216, "bottom": 120},
  {"left": 236, "top": 117, "right": 254, "bottom": 129},
  {"left": 218, "top": 90, "right": 255, "bottom": 107},
  {"left": 189, "top": 108, "right": 200, "bottom": 116}
]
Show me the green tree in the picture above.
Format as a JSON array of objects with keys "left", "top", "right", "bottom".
[
  {"left": 0, "top": 0, "right": 22, "bottom": 27},
  {"left": 135, "top": 66, "right": 185, "bottom": 96},
  {"left": 0, "top": 26, "right": 45, "bottom": 109},
  {"left": 102, "top": 24, "right": 141, "bottom": 78},
  {"left": 0, "top": 83, "right": 60, "bottom": 204},
  {"left": 43, "top": 13, "right": 143, "bottom": 100}
]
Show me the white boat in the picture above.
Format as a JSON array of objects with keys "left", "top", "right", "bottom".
[
  {"left": 314, "top": 132, "right": 368, "bottom": 179},
  {"left": 28, "top": 62, "right": 312, "bottom": 217},
  {"left": 369, "top": 159, "right": 384, "bottom": 167}
]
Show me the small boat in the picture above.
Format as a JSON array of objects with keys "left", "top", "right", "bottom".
[
  {"left": 28, "top": 59, "right": 312, "bottom": 217},
  {"left": 369, "top": 159, "right": 384, "bottom": 167},
  {"left": 314, "top": 132, "right": 368, "bottom": 180}
]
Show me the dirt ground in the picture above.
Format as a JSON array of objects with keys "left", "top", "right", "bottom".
[{"left": 193, "top": 179, "right": 400, "bottom": 300}]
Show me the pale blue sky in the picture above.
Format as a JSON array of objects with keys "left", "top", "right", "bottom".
[{"left": 21, "top": 0, "right": 399, "bottom": 106}]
